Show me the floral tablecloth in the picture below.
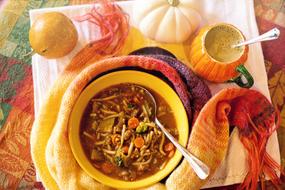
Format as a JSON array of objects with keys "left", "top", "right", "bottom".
[{"left": 0, "top": 0, "right": 284, "bottom": 189}]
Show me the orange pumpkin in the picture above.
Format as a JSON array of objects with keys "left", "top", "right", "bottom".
[{"left": 188, "top": 23, "right": 253, "bottom": 88}]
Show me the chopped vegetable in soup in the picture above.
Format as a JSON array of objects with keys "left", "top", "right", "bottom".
[{"left": 80, "top": 83, "right": 178, "bottom": 181}]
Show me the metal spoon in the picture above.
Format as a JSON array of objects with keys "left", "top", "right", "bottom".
[
  {"left": 135, "top": 85, "right": 210, "bottom": 180},
  {"left": 232, "top": 27, "right": 280, "bottom": 48}
]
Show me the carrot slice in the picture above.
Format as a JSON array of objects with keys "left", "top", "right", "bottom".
[
  {"left": 111, "top": 134, "right": 121, "bottom": 145},
  {"left": 164, "top": 142, "right": 175, "bottom": 152},
  {"left": 122, "top": 146, "right": 129, "bottom": 154},
  {"left": 168, "top": 150, "right": 175, "bottom": 158},
  {"left": 101, "top": 162, "right": 114, "bottom": 174},
  {"left": 128, "top": 117, "right": 139, "bottom": 129},
  {"left": 134, "top": 137, "right": 144, "bottom": 148}
]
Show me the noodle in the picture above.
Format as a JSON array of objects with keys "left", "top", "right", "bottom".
[
  {"left": 103, "top": 113, "right": 121, "bottom": 120},
  {"left": 103, "top": 149, "right": 116, "bottom": 155},
  {"left": 142, "top": 105, "right": 149, "bottom": 121},
  {"left": 127, "top": 141, "right": 134, "bottom": 157},
  {"left": 101, "top": 109, "right": 118, "bottom": 115},
  {"left": 159, "top": 133, "right": 166, "bottom": 156},
  {"left": 94, "top": 94, "right": 119, "bottom": 101},
  {"left": 83, "top": 131, "right": 95, "bottom": 141},
  {"left": 95, "top": 141, "right": 105, "bottom": 145},
  {"left": 120, "top": 124, "right": 126, "bottom": 148},
  {"left": 133, "top": 155, "right": 153, "bottom": 165}
]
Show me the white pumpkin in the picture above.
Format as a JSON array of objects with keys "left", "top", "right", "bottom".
[{"left": 133, "top": 0, "right": 202, "bottom": 43}]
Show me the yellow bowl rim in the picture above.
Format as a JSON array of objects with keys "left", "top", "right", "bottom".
[{"left": 68, "top": 70, "right": 189, "bottom": 189}]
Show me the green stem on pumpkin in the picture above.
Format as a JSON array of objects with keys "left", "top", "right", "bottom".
[
  {"left": 168, "top": 0, "right": 180, "bottom": 7},
  {"left": 227, "top": 65, "right": 254, "bottom": 88}
]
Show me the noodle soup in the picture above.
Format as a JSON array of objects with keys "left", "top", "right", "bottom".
[{"left": 80, "top": 83, "right": 178, "bottom": 181}]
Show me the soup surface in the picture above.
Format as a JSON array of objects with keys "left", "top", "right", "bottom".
[
  {"left": 205, "top": 25, "right": 244, "bottom": 62},
  {"left": 80, "top": 83, "right": 178, "bottom": 181}
]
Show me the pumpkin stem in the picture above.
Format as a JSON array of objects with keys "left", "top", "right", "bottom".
[
  {"left": 227, "top": 65, "right": 254, "bottom": 88},
  {"left": 168, "top": 0, "right": 180, "bottom": 6}
]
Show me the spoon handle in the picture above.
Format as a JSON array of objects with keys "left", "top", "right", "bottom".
[
  {"left": 232, "top": 27, "right": 280, "bottom": 48},
  {"left": 155, "top": 118, "right": 210, "bottom": 180}
]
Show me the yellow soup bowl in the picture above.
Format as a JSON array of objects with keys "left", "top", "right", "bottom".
[{"left": 69, "top": 70, "right": 189, "bottom": 189}]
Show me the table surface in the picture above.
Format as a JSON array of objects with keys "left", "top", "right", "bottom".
[{"left": 0, "top": 0, "right": 284, "bottom": 189}]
